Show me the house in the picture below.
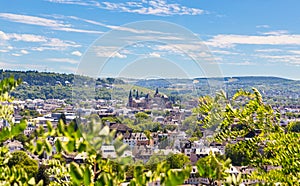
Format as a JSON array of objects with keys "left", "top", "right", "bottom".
[
  {"left": 101, "top": 145, "right": 117, "bottom": 159},
  {"left": 109, "top": 123, "right": 133, "bottom": 136},
  {"left": 123, "top": 132, "right": 149, "bottom": 148},
  {"left": 195, "top": 147, "right": 222, "bottom": 158},
  {"left": 24, "top": 122, "right": 36, "bottom": 136},
  {"left": 4, "top": 140, "right": 23, "bottom": 152}
]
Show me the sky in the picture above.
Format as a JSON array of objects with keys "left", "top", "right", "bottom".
[{"left": 1, "top": 0, "right": 300, "bottom": 80}]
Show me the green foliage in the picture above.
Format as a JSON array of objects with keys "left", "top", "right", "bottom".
[
  {"left": 36, "top": 164, "right": 50, "bottom": 186},
  {"left": 134, "top": 112, "right": 149, "bottom": 124},
  {"left": 101, "top": 116, "right": 121, "bottom": 124},
  {"left": 225, "top": 142, "right": 258, "bottom": 166},
  {"left": 195, "top": 88, "right": 300, "bottom": 184},
  {"left": 197, "top": 88, "right": 280, "bottom": 141},
  {"left": 196, "top": 151, "right": 231, "bottom": 185},
  {"left": 8, "top": 151, "right": 39, "bottom": 179},
  {"left": 167, "top": 153, "right": 190, "bottom": 169},
  {"left": 19, "top": 109, "right": 41, "bottom": 118},
  {"left": 287, "top": 121, "right": 300, "bottom": 132}
]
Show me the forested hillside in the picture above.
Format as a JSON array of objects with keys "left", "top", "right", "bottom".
[{"left": 1, "top": 70, "right": 299, "bottom": 105}]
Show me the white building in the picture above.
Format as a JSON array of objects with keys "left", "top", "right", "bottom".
[{"left": 101, "top": 145, "right": 117, "bottom": 159}]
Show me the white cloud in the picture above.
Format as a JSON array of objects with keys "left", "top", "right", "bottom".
[
  {"left": 0, "top": 31, "right": 10, "bottom": 40},
  {"left": 11, "top": 53, "right": 22, "bottom": 57},
  {"left": 47, "top": 0, "right": 99, "bottom": 6},
  {"left": 0, "top": 30, "right": 47, "bottom": 42},
  {"left": 288, "top": 50, "right": 300, "bottom": 55},
  {"left": 149, "top": 52, "right": 160, "bottom": 57},
  {"left": 47, "top": 58, "right": 79, "bottom": 64},
  {"left": 68, "top": 16, "right": 163, "bottom": 34},
  {"left": 258, "top": 54, "right": 300, "bottom": 65},
  {"left": 222, "top": 61, "right": 254, "bottom": 66},
  {"left": 0, "top": 13, "right": 102, "bottom": 34},
  {"left": 261, "top": 30, "right": 289, "bottom": 36},
  {"left": 20, "top": 50, "right": 29, "bottom": 54},
  {"left": 11, "top": 33, "right": 47, "bottom": 42},
  {"left": 71, "top": 50, "right": 82, "bottom": 56},
  {"left": 154, "top": 43, "right": 212, "bottom": 59},
  {"left": 0, "top": 30, "right": 79, "bottom": 51},
  {"left": 93, "top": 46, "right": 127, "bottom": 58},
  {"left": 47, "top": 0, "right": 207, "bottom": 16},
  {"left": 206, "top": 34, "right": 300, "bottom": 48},
  {"left": 256, "top": 25, "right": 270, "bottom": 28},
  {"left": 0, "top": 49, "right": 9, "bottom": 53},
  {"left": 42, "top": 38, "right": 81, "bottom": 49},
  {"left": 255, "top": 49, "right": 283, "bottom": 53},
  {"left": 101, "top": 0, "right": 206, "bottom": 16},
  {"left": 211, "top": 50, "right": 239, "bottom": 55},
  {"left": 0, "top": 61, "right": 45, "bottom": 70},
  {"left": 112, "top": 52, "right": 127, "bottom": 58}
]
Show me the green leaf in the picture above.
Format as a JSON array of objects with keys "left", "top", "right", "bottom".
[
  {"left": 78, "top": 142, "right": 87, "bottom": 153},
  {"left": 66, "top": 139, "right": 75, "bottom": 152},
  {"left": 57, "top": 120, "right": 64, "bottom": 135},
  {"left": 45, "top": 140, "right": 52, "bottom": 155},
  {"left": 36, "top": 180, "right": 44, "bottom": 186},
  {"left": 70, "top": 162, "right": 83, "bottom": 183},
  {"left": 36, "top": 140, "right": 44, "bottom": 155},
  {"left": 28, "top": 177, "right": 35, "bottom": 185},
  {"left": 115, "top": 144, "right": 128, "bottom": 157},
  {"left": 83, "top": 167, "right": 92, "bottom": 186},
  {"left": 99, "top": 126, "right": 109, "bottom": 136},
  {"left": 55, "top": 139, "right": 62, "bottom": 153}
]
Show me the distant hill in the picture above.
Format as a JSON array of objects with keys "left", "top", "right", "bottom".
[
  {"left": 0, "top": 70, "right": 299, "bottom": 104},
  {"left": 0, "top": 70, "right": 92, "bottom": 86},
  {"left": 0, "top": 70, "right": 124, "bottom": 101}
]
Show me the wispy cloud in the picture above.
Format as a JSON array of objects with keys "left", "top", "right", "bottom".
[
  {"left": 0, "top": 61, "right": 46, "bottom": 70},
  {"left": 220, "top": 61, "right": 255, "bottom": 66},
  {"left": 0, "top": 30, "right": 47, "bottom": 42},
  {"left": 261, "top": 30, "right": 289, "bottom": 36},
  {"left": 206, "top": 33, "right": 300, "bottom": 48},
  {"left": 20, "top": 50, "right": 29, "bottom": 54},
  {"left": 47, "top": 0, "right": 207, "bottom": 16},
  {"left": 67, "top": 16, "right": 163, "bottom": 34},
  {"left": 93, "top": 46, "right": 127, "bottom": 58},
  {"left": 10, "top": 50, "right": 29, "bottom": 57},
  {"left": 42, "top": 38, "right": 80, "bottom": 48},
  {"left": 258, "top": 54, "right": 300, "bottom": 65},
  {"left": 0, "top": 30, "right": 80, "bottom": 51},
  {"left": 288, "top": 50, "right": 300, "bottom": 55},
  {"left": 211, "top": 50, "right": 239, "bottom": 55},
  {"left": 11, "top": 53, "right": 22, "bottom": 57},
  {"left": 256, "top": 25, "right": 270, "bottom": 28},
  {"left": 255, "top": 48, "right": 283, "bottom": 53},
  {"left": 0, "top": 13, "right": 102, "bottom": 34},
  {"left": 148, "top": 52, "right": 160, "bottom": 57},
  {"left": 71, "top": 50, "right": 82, "bottom": 56}
]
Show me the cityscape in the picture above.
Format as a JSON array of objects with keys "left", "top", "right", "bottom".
[{"left": 1, "top": 0, "right": 300, "bottom": 185}]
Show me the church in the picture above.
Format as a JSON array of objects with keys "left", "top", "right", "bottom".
[{"left": 128, "top": 88, "right": 172, "bottom": 109}]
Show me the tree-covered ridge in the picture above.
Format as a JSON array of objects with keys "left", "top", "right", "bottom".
[
  {"left": 1, "top": 70, "right": 299, "bottom": 107},
  {"left": 0, "top": 70, "right": 126, "bottom": 101}
]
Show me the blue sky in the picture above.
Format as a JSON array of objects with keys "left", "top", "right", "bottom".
[{"left": 0, "top": 0, "right": 300, "bottom": 80}]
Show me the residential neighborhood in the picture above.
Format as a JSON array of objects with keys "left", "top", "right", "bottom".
[{"left": 1, "top": 82, "right": 299, "bottom": 185}]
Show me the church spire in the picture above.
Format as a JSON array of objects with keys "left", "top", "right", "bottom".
[
  {"left": 129, "top": 90, "right": 132, "bottom": 98},
  {"left": 136, "top": 90, "right": 139, "bottom": 99}
]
